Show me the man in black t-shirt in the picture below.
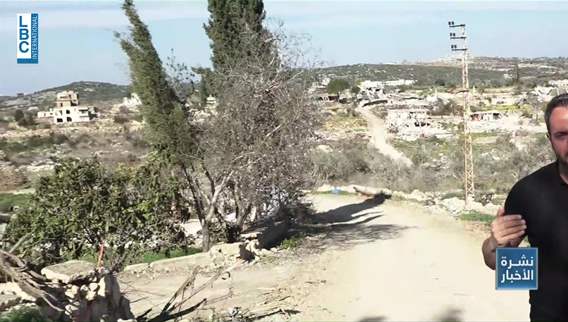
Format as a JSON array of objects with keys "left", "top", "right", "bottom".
[{"left": 482, "top": 93, "right": 568, "bottom": 321}]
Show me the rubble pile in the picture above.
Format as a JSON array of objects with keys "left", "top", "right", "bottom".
[{"left": 0, "top": 260, "right": 135, "bottom": 322}]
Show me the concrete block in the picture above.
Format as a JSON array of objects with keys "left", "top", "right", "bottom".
[
  {"left": 123, "top": 263, "right": 150, "bottom": 274},
  {"left": 41, "top": 260, "right": 95, "bottom": 284}
]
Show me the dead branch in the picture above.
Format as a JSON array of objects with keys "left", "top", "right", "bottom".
[
  {"left": 0, "top": 250, "right": 64, "bottom": 313},
  {"left": 142, "top": 263, "right": 238, "bottom": 322},
  {"left": 9, "top": 233, "right": 31, "bottom": 254}
]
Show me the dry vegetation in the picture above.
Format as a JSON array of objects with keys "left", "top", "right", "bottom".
[{"left": 312, "top": 120, "right": 554, "bottom": 199}]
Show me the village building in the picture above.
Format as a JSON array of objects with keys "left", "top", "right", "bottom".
[
  {"left": 37, "top": 90, "right": 97, "bottom": 124},
  {"left": 470, "top": 110, "right": 503, "bottom": 122},
  {"left": 110, "top": 93, "right": 142, "bottom": 115},
  {"left": 312, "top": 92, "right": 339, "bottom": 103},
  {"left": 121, "top": 93, "right": 142, "bottom": 109},
  {"left": 386, "top": 107, "right": 453, "bottom": 140},
  {"left": 382, "top": 79, "right": 416, "bottom": 87},
  {"left": 549, "top": 79, "right": 568, "bottom": 87},
  {"left": 386, "top": 108, "right": 430, "bottom": 131}
]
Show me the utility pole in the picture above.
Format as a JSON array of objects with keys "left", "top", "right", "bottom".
[{"left": 448, "top": 20, "right": 475, "bottom": 209}]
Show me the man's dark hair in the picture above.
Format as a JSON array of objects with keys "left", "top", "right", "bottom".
[{"left": 545, "top": 93, "right": 568, "bottom": 133}]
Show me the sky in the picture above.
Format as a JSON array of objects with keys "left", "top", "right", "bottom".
[{"left": 2, "top": 0, "right": 568, "bottom": 95}]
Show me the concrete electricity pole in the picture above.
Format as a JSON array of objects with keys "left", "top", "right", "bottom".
[{"left": 448, "top": 20, "right": 475, "bottom": 209}]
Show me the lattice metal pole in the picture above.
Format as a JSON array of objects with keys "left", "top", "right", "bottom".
[{"left": 449, "top": 21, "right": 475, "bottom": 209}]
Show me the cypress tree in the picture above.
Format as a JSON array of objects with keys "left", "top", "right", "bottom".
[
  {"left": 204, "top": 0, "right": 268, "bottom": 73},
  {"left": 116, "top": 0, "right": 192, "bottom": 156}
]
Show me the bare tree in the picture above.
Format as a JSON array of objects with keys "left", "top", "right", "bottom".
[
  {"left": 195, "top": 26, "right": 322, "bottom": 242},
  {"left": 118, "top": 0, "right": 321, "bottom": 250}
]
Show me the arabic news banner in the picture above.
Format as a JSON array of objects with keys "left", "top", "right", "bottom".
[{"left": 496, "top": 247, "right": 538, "bottom": 290}]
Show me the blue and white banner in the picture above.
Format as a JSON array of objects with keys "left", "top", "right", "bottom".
[
  {"left": 17, "top": 13, "right": 39, "bottom": 64},
  {"left": 496, "top": 247, "right": 538, "bottom": 290}
]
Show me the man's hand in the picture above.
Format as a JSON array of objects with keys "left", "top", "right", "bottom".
[
  {"left": 482, "top": 207, "right": 526, "bottom": 269},
  {"left": 490, "top": 207, "right": 525, "bottom": 247}
]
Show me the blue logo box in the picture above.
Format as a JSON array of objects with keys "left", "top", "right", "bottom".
[
  {"left": 496, "top": 247, "right": 538, "bottom": 290},
  {"left": 17, "top": 13, "right": 39, "bottom": 64}
]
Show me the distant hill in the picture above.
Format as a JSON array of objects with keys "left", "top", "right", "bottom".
[
  {"left": 0, "top": 81, "right": 130, "bottom": 110},
  {"left": 316, "top": 57, "right": 568, "bottom": 88},
  {"left": 315, "top": 64, "right": 507, "bottom": 87},
  {"left": 38, "top": 81, "right": 131, "bottom": 105},
  {"left": 423, "top": 56, "right": 568, "bottom": 83}
]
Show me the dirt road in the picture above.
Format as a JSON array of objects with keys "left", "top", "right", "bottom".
[
  {"left": 294, "top": 194, "right": 530, "bottom": 321},
  {"left": 357, "top": 106, "right": 413, "bottom": 167},
  {"left": 122, "top": 194, "right": 530, "bottom": 321}
]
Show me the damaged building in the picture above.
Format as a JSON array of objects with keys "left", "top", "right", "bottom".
[
  {"left": 37, "top": 91, "right": 97, "bottom": 124},
  {"left": 386, "top": 108, "right": 431, "bottom": 132},
  {"left": 470, "top": 110, "right": 503, "bottom": 122}
]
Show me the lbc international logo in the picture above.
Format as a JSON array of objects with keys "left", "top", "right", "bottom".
[{"left": 17, "top": 13, "right": 39, "bottom": 64}]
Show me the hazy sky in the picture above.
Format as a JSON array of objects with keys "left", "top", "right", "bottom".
[{"left": 2, "top": 0, "right": 568, "bottom": 95}]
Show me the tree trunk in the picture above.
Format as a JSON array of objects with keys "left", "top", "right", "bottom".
[
  {"left": 225, "top": 224, "right": 241, "bottom": 243},
  {"left": 201, "top": 221, "right": 211, "bottom": 252}
]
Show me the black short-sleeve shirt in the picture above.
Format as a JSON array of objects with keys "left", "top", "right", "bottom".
[{"left": 504, "top": 161, "right": 568, "bottom": 317}]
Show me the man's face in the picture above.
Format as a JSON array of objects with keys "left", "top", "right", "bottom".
[{"left": 549, "top": 106, "right": 568, "bottom": 166}]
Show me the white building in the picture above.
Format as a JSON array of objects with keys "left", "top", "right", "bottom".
[
  {"left": 121, "top": 93, "right": 142, "bottom": 109},
  {"left": 383, "top": 79, "right": 416, "bottom": 87},
  {"left": 37, "top": 90, "right": 97, "bottom": 124},
  {"left": 386, "top": 108, "right": 430, "bottom": 130},
  {"left": 111, "top": 93, "right": 142, "bottom": 114},
  {"left": 549, "top": 79, "right": 568, "bottom": 87},
  {"left": 359, "top": 79, "right": 416, "bottom": 90}
]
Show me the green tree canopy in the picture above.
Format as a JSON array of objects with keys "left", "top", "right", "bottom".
[
  {"left": 116, "top": 0, "right": 194, "bottom": 158},
  {"left": 327, "top": 79, "right": 350, "bottom": 96},
  {"left": 204, "top": 0, "right": 269, "bottom": 73},
  {"left": 6, "top": 158, "right": 183, "bottom": 270}
]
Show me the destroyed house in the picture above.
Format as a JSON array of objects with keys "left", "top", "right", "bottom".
[
  {"left": 37, "top": 90, "right": 97, "bottom": 124},
  {"left": 470, "top": 110, "right": 503, "bottom": 122}
]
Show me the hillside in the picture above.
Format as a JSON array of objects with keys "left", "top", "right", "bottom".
[
  {"left": 316, "top": 63, "right": 507, "bottom": 87},
  {"left": 0, "top": 81, "right": 130, "bottom": 110},
  {"left": 425, "top": 56, "right": 568, "bottom": 82},
  {"left": 316, "top": 57, "right": 568, "bottom": 88}
]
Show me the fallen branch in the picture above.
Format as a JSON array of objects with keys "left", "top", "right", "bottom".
[
  {"left": 9, "top": 233, "right": 31, "bottom": 254},
  {"left": 142, "top": 263, "right": 238, "bottom": 322}
]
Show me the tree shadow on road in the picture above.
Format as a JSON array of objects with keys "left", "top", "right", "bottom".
[
  {"left": 358, "top": 316, "right": 387, "bottom": 322},
  {"left": 292, "top": 193, "right": 412, "bottom": 252},
  {"left": 433, "top": 307, "right": 463, "bottom": 322},
  {"left": 312, "top": 193, "right": 390, "bottom": 224},
  {"left": 355, "top": 307, "right": 462, "bottom": 322}
]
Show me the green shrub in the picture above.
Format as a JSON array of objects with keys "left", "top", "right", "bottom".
[
  {"left": 311, "top": 139, "right": 371, "bottom": 183},
  {"left": 0, "top": 193, "right": 31, "bottom": 213},
  {"left": 76, "top": 246, "right": 201, "bottom": 265},
  {"left": 0, "top": 307, "right": 53, "bottom": 322},
  {"left": 6, "top": 158, "right": 185, "bottom": 270},
  {"left": 280, "top": 235, "right": 304, "bottom": 249},
  {"left": 0, "top": 134, "right": 70, "bottom": 155},
  {"left": 136, "top": 247, "right": 201, "bottom": 264},
  {"left": 459, "top": 211, "right": 494, "bottom": 225}
]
